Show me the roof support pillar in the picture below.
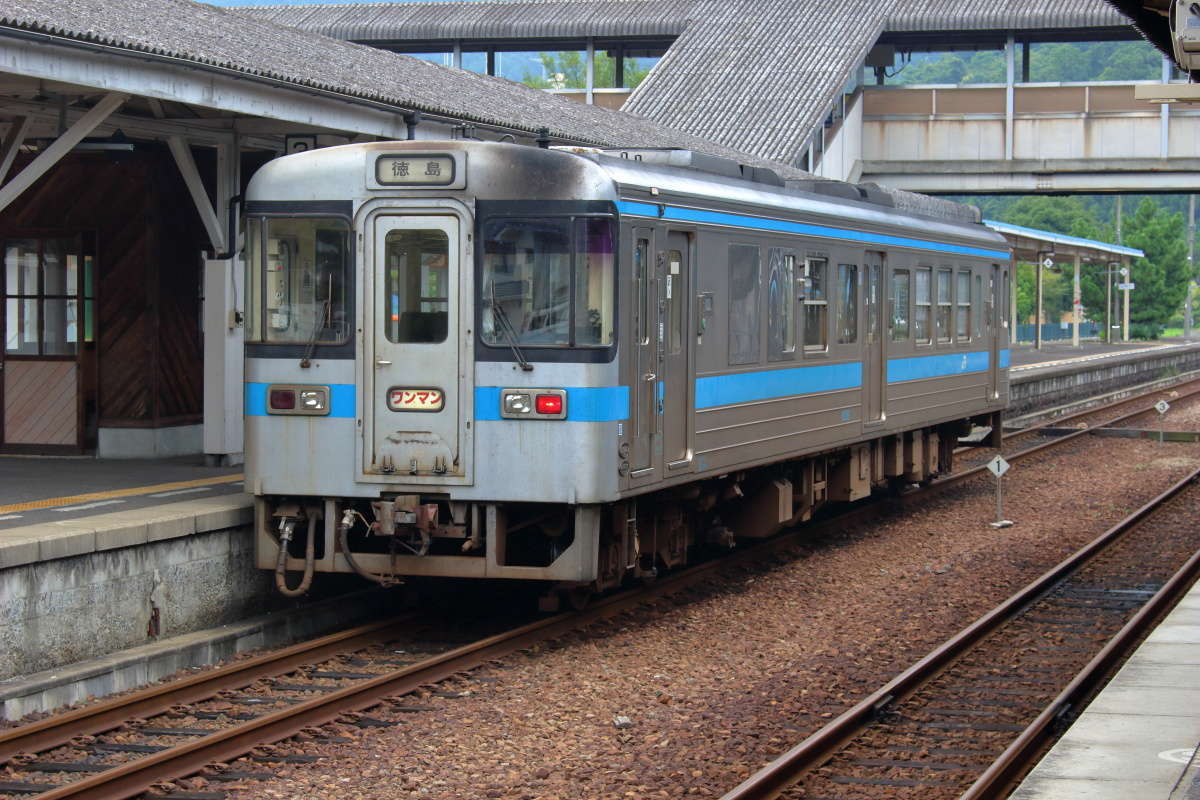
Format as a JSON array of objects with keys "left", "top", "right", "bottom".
[
  {"left": 167, "top": 135, "right": 226, "bottom": 254},
  {"left": 453, "top": 42, "right": 462, "bottom": 70},
  {"left": 0, "top": 92, "right": 127, "bottom": 215},
  {"left": 0, "top": 116, "right": 32, "bottom": 187},
  {"left": 1035, "top": 254, "right": 1045, "bottom": 350},
  {"left": 1161, "top": 56, "right": 1171, "bottom": 158},
  {"left": 1005, "top": 35, "right": 1015, "bottom": 161},
  {"left": 1072, "top": 253, "right": 1081, "bottom": 347},
  {"left": 586, "top": 38, "right": 595, "bottom": 105},
  {"left": 203, "top": 133, "right": 244, "bottom": 463},
  {"left": 1123, "top": 262, "right": 1131, "bottom": 342}
]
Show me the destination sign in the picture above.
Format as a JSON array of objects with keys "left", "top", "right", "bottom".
[{"left": 376, "top": 155, "right": 455, "bottom": 186}]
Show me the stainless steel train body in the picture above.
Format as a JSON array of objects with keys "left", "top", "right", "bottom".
[{"left": 244, "top": 140, "right": 1011, "bottom": 597}]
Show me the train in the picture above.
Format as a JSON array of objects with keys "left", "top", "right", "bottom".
[{"left": 243, "top": 140, "right": 1011, "bottom": 608}]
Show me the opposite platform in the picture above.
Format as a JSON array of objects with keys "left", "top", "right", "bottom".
[{"left": 1012, "top": 578, "right": 1200, "bottom": 800}]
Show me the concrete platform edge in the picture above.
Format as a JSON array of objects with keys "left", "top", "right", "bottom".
[
  {"left": 0, "top": 494, "right": 252, "bottom": 570},
  {"left": 0, "top": 587, "right": 394, "bottom": 720}
]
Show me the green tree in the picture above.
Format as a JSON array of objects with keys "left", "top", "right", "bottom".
[
  {"left": 522, "top": 51, "right": 652, "bottom": 90},
  {"left": 998, "top": 196, "right": 1112, "bottom": 323},
  {"left": 1122, "top": 198, "right": 1190, "bottom": 327}
]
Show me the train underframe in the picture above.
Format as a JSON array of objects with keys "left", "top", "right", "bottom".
[{"left": 259, "top": 414, "right": 1002, "bottom": 606}]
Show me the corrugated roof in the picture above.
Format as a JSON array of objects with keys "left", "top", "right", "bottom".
[
  {"left": 0, "top": 0, "right": 781, "bottom": 155},
  {"left": 243, "top": 0, "right": 1136, "bottom": 167},
  {"left": 886, "top": 0, "right": 1127, "bottom": 32},
  {"left": 238, "top": 0, "right": 699, "bottom": 41}
]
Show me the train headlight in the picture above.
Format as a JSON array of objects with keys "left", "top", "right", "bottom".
[
  {"left": 266, "top": 384, "right": 331, "bottom": 416},
  {"left": 299, "top": 390, "right": 327, "bottom": 411}
]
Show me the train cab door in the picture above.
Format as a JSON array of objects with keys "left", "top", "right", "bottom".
[
  {"left": 630, "top": 229, "right": 658, "bottom": 485},
  {"left": 863, "top": 252, "right": 886, "bottom": 425},
  {"left": 660, "top": 231, "right": 691, "bottom": 471},
  {"left": 364, "top": 212, "right": 469, "bottom": 482}
]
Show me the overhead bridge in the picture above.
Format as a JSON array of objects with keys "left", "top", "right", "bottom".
[{"left": 853, "top": 79, "right": 1200, "bottom": 193}]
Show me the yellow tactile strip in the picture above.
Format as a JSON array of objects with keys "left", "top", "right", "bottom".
[{"left": 0, "top": 474, "right": 244, "bottom": 515}]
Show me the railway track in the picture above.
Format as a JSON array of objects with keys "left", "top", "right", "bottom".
[
  {"left": 1, "top": 378, "right": 1196, "bottom": 800},
  {"left": 720, "top": 467, "right": 1200, "bottom": 800}
]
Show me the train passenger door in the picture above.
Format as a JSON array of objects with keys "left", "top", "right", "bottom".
[
  {"left": 989, "top": 264, "right": 1001, "bottom": 400},
  {"left": 660, "top": 232, "right": 691, "bottom": 470},
  {"left": 365, "top": 213, "right": 467, "bottom": 481},
  {"left": 630, "top": 229, "right": 658, "bottom": 484},
  {"left": 864, "top": 252, "right": 885, "bottom": 424}
]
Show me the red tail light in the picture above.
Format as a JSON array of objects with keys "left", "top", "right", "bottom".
[
  {"left": 269, "top": 389, "right": 296, "bottom": 410},
  {"left": 535, "top": 393, "right": 563, "bottom": 415}
]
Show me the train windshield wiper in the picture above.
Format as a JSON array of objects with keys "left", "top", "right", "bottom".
[{"left": 490, "top": 281, "right": 533, "bottom": 372}]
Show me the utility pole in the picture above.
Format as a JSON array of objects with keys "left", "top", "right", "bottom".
[{"left": 1116, "top": 196, "right": 1123, "bottom": 245}]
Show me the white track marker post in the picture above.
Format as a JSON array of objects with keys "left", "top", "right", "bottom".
[
  {"left": 1156, "top": 400, "right": 1170, "bottom": 444},
  {"left": 987, "top": 455, "right": 1014, "bottom": 529}
]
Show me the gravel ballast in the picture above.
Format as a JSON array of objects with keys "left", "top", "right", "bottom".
[{"left": 208, "top": 433, "right": 1200, "bottom": 800}]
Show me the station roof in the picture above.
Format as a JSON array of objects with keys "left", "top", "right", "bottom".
[
  {"left": 985, "top": 219, "right": 1144, "bottom": 263},
  {"left": 0, "top": 0, "right": 826, "bottom": 175},
  {"left": 241, "top": 0, "right": 1135, "bottom": 167},
  {"left": 237, "top": 0, "right": 698, "bottom": 42}
]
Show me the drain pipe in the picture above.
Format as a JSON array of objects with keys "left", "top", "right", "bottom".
[{"left": 275, "top": 515, "right": 317, "bottom": 597}]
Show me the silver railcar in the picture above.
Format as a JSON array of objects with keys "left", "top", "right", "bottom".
[{"left": 244, "top": 141, "right": 1010, "bottom": 604}]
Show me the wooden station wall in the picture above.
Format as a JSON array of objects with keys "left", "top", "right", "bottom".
[{"left": 0, "top": 147, "right": 210, "bottom": 450}]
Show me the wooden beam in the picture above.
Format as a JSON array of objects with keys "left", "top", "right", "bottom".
[
  {"left": 167, "top": 134, "right": 225, "bottom": 253},
  {"left": 0, "top": 116, "right": 32, "bottom": 186},
  {"left": 0, "top": 92, "right": 128, "bottom": 214}
]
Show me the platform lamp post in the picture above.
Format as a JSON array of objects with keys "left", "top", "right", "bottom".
[{"left": 1106, "top": 261, "right": 1119, "bottom": 343}]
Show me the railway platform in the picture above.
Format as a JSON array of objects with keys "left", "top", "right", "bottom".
[
  {"left": 1011, "top": 576, "right": 1200, "bottom": 799},
  {"left": 1007, "top": 340, "right": 1200, "bottom": 418}
]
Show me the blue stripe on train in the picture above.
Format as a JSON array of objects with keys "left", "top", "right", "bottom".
[
  {"left": 694, "top": 362, "right": 862, "bottom": 410},
  {"left": 1000, "top": 349, "right": 1011, "bottom": 368},
  {"left": 245, "top": 382, "right": 356, "bottom": 417},
  {"left": 617, "top": 201, "right": 1011, "bottom": 261},
  {"left": 474, "top": 386, "right": 630, "bottom": 422},
  {"left": 887, "top": 351, "right": 989, "bottom": 383}
]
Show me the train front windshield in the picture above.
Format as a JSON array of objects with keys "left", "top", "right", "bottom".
[
  {"left": 245, "top": 217, "right": 351, "bottom": 346},
  {"left": 481, "top": 217, "right": 615, "bottom": 348}
]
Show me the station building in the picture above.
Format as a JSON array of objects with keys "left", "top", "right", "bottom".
[
  {"left": 0, "top": 0, "right": 1154, "bottom": 464},
  {"left": 0, "top": 0, "right": 841, "bottom": 462}
]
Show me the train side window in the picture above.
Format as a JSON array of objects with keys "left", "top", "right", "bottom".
[
  {"left": 914, "top": 267, "right": 932, "bottom": 344},
  {"left": 891, "top": 269, "right": 910, "bottom": 341},
  {"left": 728, "top": 243, "right": 761, "bottom": 365},
  {"left": 975, "top": 274, "right": 983, "bottom": 338},
  {"left": 634, "top": 239, "right": 649, "bottom": 346},
  {"left": 803, "top": 257, "right": 828, "bottom": 352},
  {"left": 935, "top": 268, "right": 952, "bottom": 343},
  {"left": 767, "top": 248, "right": 796, "bottom": 361},
  {"left": 986, "top": 270, "right": 995, "bottom": 332},
  {"left": 956, "top": 270, "right": 971, "bottom": 341},
  {"left": 667, "top": 248, "right": 684, "bottom": 355},
  {"left": 837, "top": 263, "right": 858, "bottom": 344}
]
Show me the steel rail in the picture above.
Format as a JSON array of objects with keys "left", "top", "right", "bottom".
[
  {"left": 9, "top": 375, "right": 1196, "bottom": 798},
  {"left": 961, "top": 541, "right": 1200, "bottom": 799},
  {"left": 719, "top": 464, "right": 1200, "bottom": 800},
  {"left": 0, "top": 614, "right": 422, "bottom": 764}
]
